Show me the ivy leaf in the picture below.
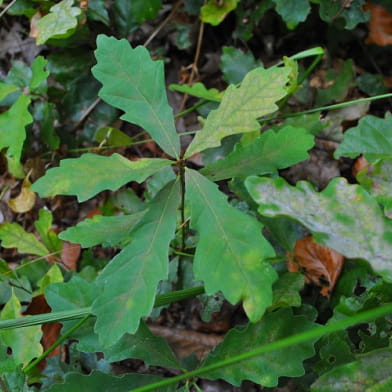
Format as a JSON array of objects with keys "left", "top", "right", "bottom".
[
  {"left": 36, "top": 0, "right": 82, "bottom": 45},
  {"left": 245, "top": 176, "right": 392, "bottom": 280},
  {"left": 273, "top": 0, "right": 311, "bottom": 29},
  {"left": 203, "top": 308, "right": 318, "bottom": 387},
  {"left": 312, "top": 348, "right": 392, "bottom": 391},
  {"left": 0, "top": 82, "right": 19, "bottom": 102},
  {"left": 201, "top": 0, "right": 239, "bottom": 26},
  {"left": 59, "top": 212, "right": 146, "bottom": 248},
  {"left": 47, "top": 370, "right": 176, "bottom": 392},
  {"left": 0, "top": 94, "right": 32, "bottom": 177},
  {"left": 185, "top": 169, "right": 277, "bottom": 322},
  {"left": 0, "top": 223, "right": 49, "bottom": 256},
  {"left": 184, "top": 66, "right": 290, "bottom": 158},
  {"left": 220, "top": 46, "right": 260, "bottom": 84},
  {"left": 0, "top": 291, "right": 42, "bottom": 367},
  {"left": 31, "top": 153, "right": 172, "bottom": 202},
  {"left": 169, "top": 82, "right": 223, "bottom": 102},
  {"left": 334, "top": 114, "right": 392, "bottom": 163},
  {"left": 92, "top": 180, "right": 180, "bottom": 346},
  {"left": 201, "top": 126, "right": 314, "bottom": 181},
  {"left": 92, "top": 35, "right": 180, "bottom": 158}
]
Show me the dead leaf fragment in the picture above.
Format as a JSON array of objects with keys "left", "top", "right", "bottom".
[
  {"left": 8, "top": 174, "right": 36, "bottom": 213},
  {"left": 288, "top": 236, "right": 345, "bottom": 296},
  {"left": 61, "top": 241, "right": 81, "bottom": 270},
  {"left": 365, "top": 3, "right": 392, "bottom": 46}
]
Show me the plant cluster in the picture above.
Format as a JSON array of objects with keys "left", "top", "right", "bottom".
[{"left": 1, "top": 0, "right": 392, "bottom": 391}]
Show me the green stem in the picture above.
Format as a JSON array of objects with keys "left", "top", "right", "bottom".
[
  {"left": 0, "top": 286, "right": 205, "bottom": 330},
  {"left": 131, "top": 302, "right": 392, "bottom": 392},
  {"left": 23, "top": 314, "right": 90, "bottom": 373},
  {"left": 174, "top": 100, "right": 208, "bottom": 119}
]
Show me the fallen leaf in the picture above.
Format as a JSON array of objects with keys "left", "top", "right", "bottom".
[
  {"left": 61, "top": 241, "right": 81, "bottom": 270},
  {"left": 365, "top": 3, "right": 392, "bottom": 46},
  {"left": 288, "top": 236, "right": 345, "bottom": 297},
  {"left": 8, "top": 173, "right": 36, "bottom": 213}
]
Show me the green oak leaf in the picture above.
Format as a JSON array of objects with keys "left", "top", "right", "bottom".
[
  {"left": 311, "top": 348, "right": 392, "bottom": 391},
  {"left": 185, "top": 169, "right": 277, "bottom": 322},
  {"left": 203, "top": 308, "right": 318, "bottom": 387},
  {"left": 201, "top": 125, "right": 314, "bottom": 181},
  {"left": 273, "top": 0, "right": 311, "bottom": 29},
  {"left": 0, "top": 82, "right": 19, "bottom": 102},
  {"left": 59, "top": 212, "right": 146, "bottom": 248},
  {"left": 184, "top": 66, "right": 290, "bottom": 158},
  {"left": 34, "top": 208, "right": 62, "bottom": 253},
  {"left": 169, "top": 82, "right": 223, "bottom": 102},
  {"left": 201, "top": 0, "right": 239, "bottom": 26},
  {"left": 357, "top": 158, "right": 392, "bottom": 218},
  {"left": 0, "top": 94, "right": 32, "bottom": 177},
  {"left": 92, "top": 180, "right": 180, "bottom": 345},
  {"left": 36, "top": 0, "right": 81, "bottom": 44},
  {"left": 94, "top": 126, "right": 133, "bottom": 147},
  {"left": 270, "top": 272, "right": 304, "bottom": 310},
  {"left": 31, "top": 153, "right": 172, "bottom": 202},
  {"left": 0, "top": 223, "right": 49, "bottom": 256},
  {"left": 220, "top": 46, "right": 260, "bottom": 84},
  {"left": 245, "top": 176, "right": 392, "bottom": 280},
  {"left": 36, "top": 264, "right": 63, "bottom": 295},
  {"left": 92, "top": 35, "right": 180, "bottom": 158},
  {"left": 47, "top": 370, "right": 176, "bottom": 392},
  {"left": 0, "top": 291, "right": 42, "bottom": 367},
  {"left": 334, "top": 114, "right": 392, "bottom": 163},
  {"left": 30, "top": 56, "right": 49, "bottom": 92}
]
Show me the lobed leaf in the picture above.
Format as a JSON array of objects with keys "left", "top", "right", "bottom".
[
  {"left": 30, "top": 56, "right": 49, "bottom": 91},
  {"left": 92, "top": 35, "right": 180, "bottom": 158},
  {"left": 201, "top": 125, "right": 314, "bottom": 181},
  {"left": 334, "top": 114, "right": 392, "bottom": 162},
  {"left": 0, "top": 222, "right": 49, "bottom": 256},
  {"left": 0, "top": 82, "right": 19, "bottom": 102},
  {"left": 184, "top": 66, "right": 290, "bottom": 158},
  {"left": 59, "top": 212, "right": 146, "bottom": 248},
  {"left": 273, "top": 0, "right": 311, "bottom": 29},
  {"left": 31, "top": 153, "right": 172, "bottom": 202},
  {"left": 92, "top": 180, "right": 180, "bottom": 346},
  {"left": 36, "top": 0, "right": 81, "bottom": 44},
  {"left": 203, "top": 308, "right": 318, "bottom": 387},
  {"left": 246, "top": 176, "right": 392, "bottom": 280},
  {"left": 185, "top": 169, "right": 277, "bottom": 322}
]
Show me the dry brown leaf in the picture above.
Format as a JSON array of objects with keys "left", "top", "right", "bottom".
[
  {"left": 8, "top": 173, "right": 36, "bottom": 213},
  {"left": 365, "top": 3, "right": 392, "bottom": 46},
  {"left": 288, "top": 236, "right": 345, "bottom": 297},
  {"left": 61, "top": 241, "right": 81, "bottom": 270}
]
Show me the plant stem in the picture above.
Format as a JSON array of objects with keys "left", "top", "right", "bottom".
[
  {"left": 131, "top": 302, "right": 392, "bottom": 392},
  {"left": 23, "top": 314, "right": 90, "bottom": 373}
]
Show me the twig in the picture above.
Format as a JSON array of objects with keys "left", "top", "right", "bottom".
[{"left": 0, "top": 0, "right": 17, "bottom": 19}]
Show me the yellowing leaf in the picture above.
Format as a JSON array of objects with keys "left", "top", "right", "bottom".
[
  {"left": 184, "top": 66, "right": 290, "bottom": 158},
  {"left": 201, "top": 0, "right": 239, "bottom": 26},
  {"left": 8, "top": 174, "right": 36, "bottom": 213}
]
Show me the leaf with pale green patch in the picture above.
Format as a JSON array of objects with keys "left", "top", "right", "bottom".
[
  {"left": 36, "top": 0, "right": 81, "bottom": 44},
  {"left": 334, "top": 114, "right": 392, "bottom": 162},
  {"left": 47, "top": 370, "right": 176, "bottom": 392},
  {"left": 0, "top": 94, "right": 32, "bottom": 177},
  {"left": 36, "top": 264, "right": 63, "bottom": 295},
  {"left": 92, "top": 35, "right": 180, "bottom": 158},
  {"left": 273, "top": 0, "right": 311, "bottom": 29},
  {"left": 31, "top": 153, "right": 172, "bottom": 202},
  {"left": 203, "top": 308, "right": 318, "bottom": 387},
  {"left": 201, "top": 126, "right": 314, "bottom": 181},
  {"left": 59, "top": 212, "right": 146, "bottom": 248},
  {"left": 245, "top": 176, "right": 392, "bottom": 280},
  {"left": 312, "top": 348, "right": 392, "bottom": 391},
  {"left": 201, "top": 0, "right": 239, "bottom": 25},
  {"left": 0, "top": 82, "right": 19, "bottom": 102},
  {"left": 0, "top": 291, "right": 42, "bottom": 366},
  {"left": 92, "top": 180, "right": 180, "bottom": 346},
  {"left": 184, "top": 66, "right": 290, "bottom": 158},
  {"left": 169, "top": 82, "right": 223, "bottom": 102},
  {"left": 185, "top": 169, "right": 277, "bottom": 322},
  {"left": 0, "top": 223, "right": 49, "bottom": 256}
]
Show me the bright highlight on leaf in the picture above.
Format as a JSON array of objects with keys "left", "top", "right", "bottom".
[
  {"left": 184, "top": 65, "right": 290, "bottom": 158},
  {"left": 246, "top": 176, "right": 392, "bottom": 280},
  {"left": 31, "top": 153, "right": 172, "bottom": 202},
  {"left": 92, "top": 180, "right": 180, "bottom": 346},
  {"left": 36, "top": 0, "right": 81, "bottom": 44},
  {"left": 185, "top": 169, "right": 277, "bottom": 322},
  {"left": 92, "top": 35, "right": 180, "bottom": 158},
  {"left": 201, "top": 125, "right": 314, "bottom": 181},
  {"left": 203, "top": 308, "right": 318, "bottom": 387}
]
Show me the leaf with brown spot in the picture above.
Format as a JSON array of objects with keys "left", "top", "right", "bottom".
[{"left": 288, "top": 236, "right": 345, "bottom": 297}]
